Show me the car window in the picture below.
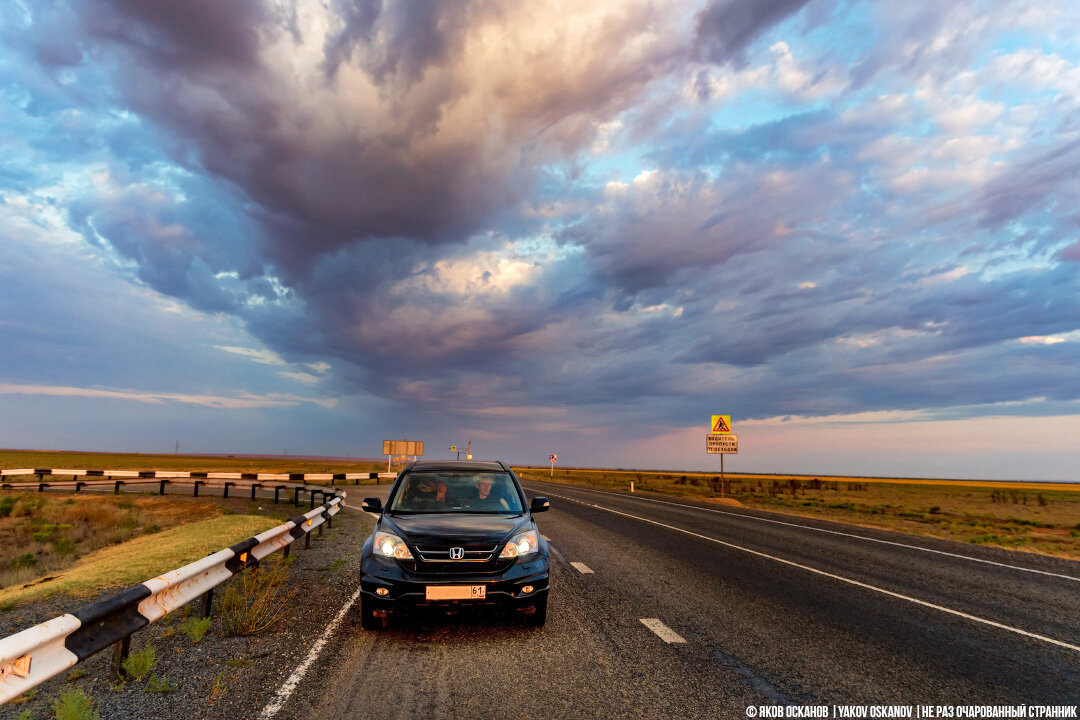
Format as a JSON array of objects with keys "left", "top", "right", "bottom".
[{"left": 389, "top": 471, "right": 524, "bottom": 514}]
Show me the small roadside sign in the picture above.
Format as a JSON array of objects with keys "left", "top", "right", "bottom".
[
  {"left": 706, "top": 434, "right": 738, "bottom": 454},
  {"left": 710, "top": 415, "right": 732, "bottom": 434},
  {"left": 450, "top": 445, "right": 457, "bottom": 452},
  {"left": 549, "top": 454, "right": 558, "bottom": 462}
]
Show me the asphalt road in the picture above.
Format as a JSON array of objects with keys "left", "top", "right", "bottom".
[{"left": 280, "top": 481, "right": 1079, "bottom": 719}]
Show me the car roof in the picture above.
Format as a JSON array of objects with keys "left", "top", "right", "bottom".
[{"left": 405, "top": 460, "right": 508, "bottom": 473}]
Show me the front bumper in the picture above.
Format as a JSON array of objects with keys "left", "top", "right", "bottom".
[{"left": 360, "top": 553, "right": 549, "bottom": 614}]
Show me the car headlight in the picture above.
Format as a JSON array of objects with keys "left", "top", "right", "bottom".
[
  {"left": 373, "top": 531, "right": 413, "bottom": 560},
  {"left": 499, "top": 530, "right": 539, "bottom": 559}
]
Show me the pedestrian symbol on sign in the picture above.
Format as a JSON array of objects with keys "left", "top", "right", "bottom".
[{"left": 710, "top": 415, "right": 732, "bottom": 434}]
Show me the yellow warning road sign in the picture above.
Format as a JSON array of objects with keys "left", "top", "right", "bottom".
[{"left": 710, "top": 415, "right": 732, "bottom": 434}]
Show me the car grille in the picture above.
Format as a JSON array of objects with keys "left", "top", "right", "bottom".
[
  {"left": 414, "top": 543, "right": 499, "bottom": 562},
  {"left": 402, "top": 543, "right": 513, "bottom": 575}
]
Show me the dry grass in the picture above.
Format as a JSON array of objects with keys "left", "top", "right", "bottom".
[
  {"left": 514, "top": 467, "right": 1080, "bottom": 560},
  {"left": 0, "top": 492, "right": 223, "bottom": 590},
  {"left": 218, "top": 558, "right": 291, "bottom": 636},
  {"left": 0, "top": 514, "right": 276, "bottom": 606}
]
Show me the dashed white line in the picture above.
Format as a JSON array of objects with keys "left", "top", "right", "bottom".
[
  {"left": 259, "top": 586, "right": 364, "bottom": 719},
  {"left": 640, "top": 618, "right": 686, "bottom": 644},
  {"left": 539, "top": 489, "right": 1080, "bottom": 654},
  {"left": 525, "top": 483, "right": 1080, "bottom": 582},
  {"left": 570, "top": 562, "right": 594, "bottom": 574}
]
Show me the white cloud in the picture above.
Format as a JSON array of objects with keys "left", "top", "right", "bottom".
[{"left": 0, "top": 382, "right": 337, "bottom": 409}]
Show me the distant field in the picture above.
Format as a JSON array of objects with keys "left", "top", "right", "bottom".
[
  {"left": 514, "top": 466, "right": 1080, "bottom": 560},
  {"left": 0, "top": 448, "right": 387, "bottom": 482}
]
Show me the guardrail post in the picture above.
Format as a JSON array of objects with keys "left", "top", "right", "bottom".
[
  {"left": 305, "top": 529, "right": 311, "bottom": 549},
  {"left": 194, "top": 480, "right": 203, "bottom": 497},
  {"left": 223, "top": 482, "right": 232, "bottom": 499},
  {"left": 111, "top": 635, "right": 131, "bottom": 681},
  {"left": 293, "top": 487, "right": 301, "bottom": 506},
  {"left": 283, "top": 541, "right": 291, "bottom": 558},
  {"left": 38, "top": 482, "right": 46, "bottom": 492},
  {"left": 75, "top": 482, "right": 84, "bottom": 493},
  {"left": 114, "top": 480, "right": 123, "bottom": 494},
  {"left": 159, "top": 479, "right": 167, "bottom": 495},
  {"left": 199, "top": 588, "right": 213, "bottom": 619},
  {"left": 274, "top": 486, "right": 281, "bottom": 504}
]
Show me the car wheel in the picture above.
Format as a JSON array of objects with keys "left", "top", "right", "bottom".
[
  {"left": 360, "top": 595, "right": 388, "bottom": 631},
  {"left": 523, "top": 594, "right": 547, "bottom": 628}
]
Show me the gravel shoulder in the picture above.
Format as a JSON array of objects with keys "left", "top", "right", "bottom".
[{"left": 0, "top": 503, "right": 373, "bottom": 720}]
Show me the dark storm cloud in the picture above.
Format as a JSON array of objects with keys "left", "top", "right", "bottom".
[
  {"left": 695, "top": 0, "right": 817, "bottom": 64},
  {"left": 323, "top": 0, "right": 474, "bottom": 85},
  {"left": 5, "top": 0, "right": 1080, "bottom": 439}
]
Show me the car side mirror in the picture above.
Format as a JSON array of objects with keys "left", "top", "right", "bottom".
[
  {"left": 361, "top": 497, "right": 382, "bottom": 513},
  {"left": 530, "top": 497, "right": 550, "bottom": 514}
]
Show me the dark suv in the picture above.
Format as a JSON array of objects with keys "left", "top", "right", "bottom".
[{"left": 359, "top": 460, "right": 550, "bottom": 628}]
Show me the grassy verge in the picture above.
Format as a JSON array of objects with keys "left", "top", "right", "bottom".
[
  {"left": 0, "top": 493, "right": 227, "bottom": 590},
  {"left": 0, "top": 514, "right": 277, "bottom": 606},
  {"left": 514, "top": 467, "right": 1080, "bottom": 560}
]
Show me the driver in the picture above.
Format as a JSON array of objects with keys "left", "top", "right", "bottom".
[{"left": 471, "top": 475, "right": 508, "bottom": 510}]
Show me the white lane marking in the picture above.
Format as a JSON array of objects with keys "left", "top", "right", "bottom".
[
  {"left": 525, "top": 483, "right": 1080, "bottom": 583},
  {"left": 540, "top": 489, "right": 1080, "bottom": 654},
  {"left": 259, "top": 586, "right": 364, "bottom": 719},
  {"left": 571, "top": 562, "right": 594, "bottom": 574},
  {"left": 640, "top": 618, "right": 686, "bottom": 644}
]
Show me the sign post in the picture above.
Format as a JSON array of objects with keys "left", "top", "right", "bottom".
[
  {"left": 549, "top": 453, "right": 557, "bottom": 478},
  {"left": 382, "top": 439, "right": 425, "bottom": 472},
  {"left": 706, "top": 416, "right": 737, "bottom": 497}
]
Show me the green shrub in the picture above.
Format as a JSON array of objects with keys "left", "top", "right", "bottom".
[
  {"left": 0, "top": 496, "right": 15, "bottom": 517},
  {"left": 142, "top": 524, "right": 162, "bottom": 534},
  {"left": 53, "top": 537, "right": 77, "bottom": 557},
  {"left": 145, "top": 674, "right": 178, "bottom": 693},
  {"left": 120, "top": 644, "right": 157, "bottom": 681},
  {"left": 51, "top": 688, "right": 100, "bottom": 720},
  {"left": 10, "top": 553, "right": 36, "bottom": 570},
  {"left": 181, "top": 615, "right": 211, "bottom": 643}
]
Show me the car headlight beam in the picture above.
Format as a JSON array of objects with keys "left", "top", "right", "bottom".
[
  {"left": 499, "top": 530, "right": 539, "bottom": 559},
  {"left": 373, "top": 531, "right": 413, "bottom": 560}
]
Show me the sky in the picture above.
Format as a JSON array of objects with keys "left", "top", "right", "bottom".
[{"left": 1, "top": 0, "right": 1079, "bottom": 480}]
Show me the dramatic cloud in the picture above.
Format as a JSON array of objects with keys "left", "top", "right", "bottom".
[{"left": 2, "top": 0, "right": 1080, "bottom": 475}]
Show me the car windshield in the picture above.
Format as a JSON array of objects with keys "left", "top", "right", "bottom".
[{"left": 388, "top": 471, "right": 524, "bottom": 514}]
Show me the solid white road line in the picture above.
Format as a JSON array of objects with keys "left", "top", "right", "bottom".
[
  {"left": 259, "top": 586, "right": 364, "bottom": 719},
  {"left": 525, "top": 483, "right": 1080, "bottom": 583},
  {"left": 640, "top": 618, "right": 686, "bottom": 644},
  {"left": 540, "top": 489, "right": 1080, "bottom": 654},
  {"left": 571, "top": 562, "right": 595, "bottom": 574}
]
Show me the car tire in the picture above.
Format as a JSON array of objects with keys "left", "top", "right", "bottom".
[
  {"left": 360, "top": 595, "right": 387, "bottom": 631},
  {"left": 523, "top": 594, "right": 547, "bottom": 628}
]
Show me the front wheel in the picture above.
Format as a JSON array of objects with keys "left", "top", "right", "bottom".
[
  {"left": 523, "top": 594, "right": 547, "bottom": 628},
  {"left": 360, "top": 594, "right": 388, "bottom": 631}
]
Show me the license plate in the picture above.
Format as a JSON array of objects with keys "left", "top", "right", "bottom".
[{"left": 425, "top": 585, "right": 486, "bottom": 601}]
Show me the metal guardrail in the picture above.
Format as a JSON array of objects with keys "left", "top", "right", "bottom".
[
  {"left": 0, "top": 487, "right": 348, "bottom": 704},
  {"left": 0, "top": 467, "right": 393, "bottom": 484},
  {"left": 0, "top": 467, "right": 396, "bottom": 503}
]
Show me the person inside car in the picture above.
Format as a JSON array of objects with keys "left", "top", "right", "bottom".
[{"left": 469, "top": 475, "right": 510, "bottom": 510}]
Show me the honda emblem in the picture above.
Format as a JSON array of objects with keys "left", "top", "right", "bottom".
[{"left": 449, "top": 547, "right": 465, "bottom": 560}]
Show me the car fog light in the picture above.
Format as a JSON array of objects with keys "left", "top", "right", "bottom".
[
  {"left": 521, "top": 585, "right": 534, "bottom": 595},
  {"left": 376, "top": 587, "right": 389, "bottom": 596}
]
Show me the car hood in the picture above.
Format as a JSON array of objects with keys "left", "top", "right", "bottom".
[{"left": 384, "top": 513, "right": 530, "bottom": 545}]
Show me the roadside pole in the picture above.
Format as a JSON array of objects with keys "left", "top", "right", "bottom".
[
  {"left": 549, "top": 453, "right": 557, "bottom": 479},
  {"left": 707, "top": 414, "right": 737, "bottom": 499}
]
